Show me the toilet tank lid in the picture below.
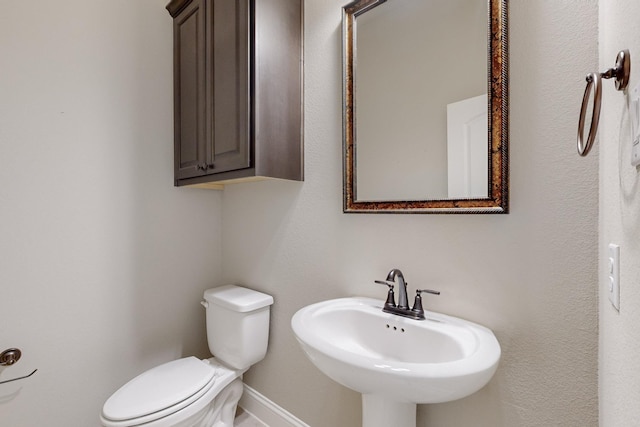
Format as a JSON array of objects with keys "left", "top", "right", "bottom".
[{"left": 204, "top": 285, "right": 274, "bottom": 312}]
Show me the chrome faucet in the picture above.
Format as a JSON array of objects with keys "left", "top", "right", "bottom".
[{"left": 375, "top": 269, "right": 440, "bottom": 320}]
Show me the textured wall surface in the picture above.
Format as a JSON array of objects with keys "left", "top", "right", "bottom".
[
  {"left": 221, "top": 1, "right": 600, "bottom": 426},
  {"left": 0, "top": 1, "right": 222, "bottom": 425},
  {"left": 0, "top": 0, "right": 603, "bottom": 426},
  {"left": 599, "top": 1, "right": 640, "bottom": 426}
]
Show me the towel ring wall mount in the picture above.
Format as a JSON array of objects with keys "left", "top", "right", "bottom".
[{"left": 577, "top": 49, "right": 631, "bottom": 156}]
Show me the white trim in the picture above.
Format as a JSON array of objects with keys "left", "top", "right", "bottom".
[{"left": 239, "top": 384, "right": 311, "bottom": 427}]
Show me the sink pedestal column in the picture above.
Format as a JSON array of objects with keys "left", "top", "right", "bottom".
[{"left": 362, "top": 395, "right": 416, "bottom": 427}]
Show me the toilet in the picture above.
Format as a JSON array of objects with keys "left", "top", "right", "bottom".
[{"left": 100, "top": 285, "right": 274, "bottom": 427}]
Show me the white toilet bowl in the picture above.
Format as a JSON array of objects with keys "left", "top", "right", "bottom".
[
  {"left": 100, "top": 358, "right": 244, "bottom": 427},
  {"left": 100, "top": 286, "right": 274, "bottom": 427}
]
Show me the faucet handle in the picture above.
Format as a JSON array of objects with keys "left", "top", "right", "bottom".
[
  {"left": 416, "top": 289, "right": 440, "bottom": 296},
  {"left": 412, "top": 289, "right": 440, "bottom": 318},
  {"left": 375, "top": 280, "right": 394, "bottom": 289},
  {"left": 374, "top": 280, "right": 396, "bottom": 309}
]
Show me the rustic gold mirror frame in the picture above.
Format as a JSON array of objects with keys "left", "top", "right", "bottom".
[{"left": 343, "top": 0, "right": 508, "bottom": 214}]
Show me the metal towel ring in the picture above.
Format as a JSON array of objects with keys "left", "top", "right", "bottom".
[
  {"left": 577, "top": 49, "right": 631, "bottom": 157},
  {"left": 578, "top": 72, "right": 602, "bottom": 156}
]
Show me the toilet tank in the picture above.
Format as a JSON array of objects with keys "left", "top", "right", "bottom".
[{"left": 203, "top": 285, "right": 274, "bottom": 370}]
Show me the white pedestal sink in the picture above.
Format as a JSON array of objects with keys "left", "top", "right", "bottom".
[{"left": 291, "top": 297, "right": 500, "bottom": 427}]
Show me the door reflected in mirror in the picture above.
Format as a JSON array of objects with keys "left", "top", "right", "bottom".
[{"left": 343, "top": 0, "right": 508, "bottom": 213}]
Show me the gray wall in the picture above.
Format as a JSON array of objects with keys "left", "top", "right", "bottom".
[
  {"left": 0, "top": 1, "right": 222, "bottom": 425},
  {"left": 222, "top": 1, "right": 599, "bottom": 426},
  {"left": 599, "top": 0, "right": 640, "bottom": 425},
  {"left": 0, "top": 0, "right": 603, "bottom": 426}
]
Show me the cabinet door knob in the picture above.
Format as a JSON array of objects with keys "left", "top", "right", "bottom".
[{"left": 196, "top": 163, "right": 208, "bottom": 171}]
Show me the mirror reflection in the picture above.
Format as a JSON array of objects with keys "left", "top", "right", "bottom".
[
  {"left": 343, "top": 0, "right": 508, "bottom": 213},
  {"left": 355, "top": 0, "right": 487, "bottom": 201}
]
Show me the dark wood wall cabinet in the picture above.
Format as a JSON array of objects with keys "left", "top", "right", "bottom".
[{"left": 166, "top": 0, "right": 303, "bottom": 189}]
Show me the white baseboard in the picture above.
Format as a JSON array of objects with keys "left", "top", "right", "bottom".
[{"left": 239, "top": 384, "right": 311, "bottom": 427}]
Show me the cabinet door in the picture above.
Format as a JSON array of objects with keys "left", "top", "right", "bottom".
[
  {"left": 173, "top": 0, "right": 208, "bottom": 181},
  {"left": 208, "top": 0, "right": 250, "bottom": 173}
]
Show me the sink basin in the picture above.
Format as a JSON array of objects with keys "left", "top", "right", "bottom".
[{"left": 291, "top": 297, "right": 500, "bottom": 407}]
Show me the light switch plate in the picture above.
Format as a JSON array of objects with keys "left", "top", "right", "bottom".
[{"left": 608, "top": 243, "right": 620, "bottom": 311}]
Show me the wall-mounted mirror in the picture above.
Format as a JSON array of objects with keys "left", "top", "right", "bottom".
[{"left": 343, "top": 0, "right": 508, "bottom": 213}]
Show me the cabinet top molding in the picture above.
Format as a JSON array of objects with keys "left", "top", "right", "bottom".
[{"left": 166, "top": 0, "right": 194, "bottom": 18}]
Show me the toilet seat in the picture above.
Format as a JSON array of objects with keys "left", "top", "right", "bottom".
[{"left": 101, "top": 357, "right": 238, "bottom": 427}]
